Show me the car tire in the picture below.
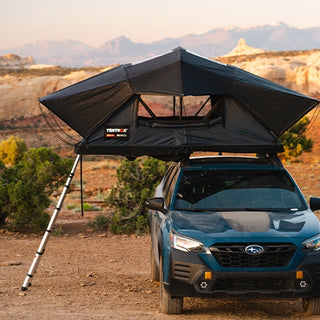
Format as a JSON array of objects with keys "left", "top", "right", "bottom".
[
  {"left": 302, "top": 297, "right": 320, "bottom": 314},
  {"left": 150, "top": 246, "right": 160, "bottom": 282},
  {"left": 159, "top": 255, "right": 183, "bottom": 314}
]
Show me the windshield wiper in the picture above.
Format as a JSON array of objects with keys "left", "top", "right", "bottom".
[
  {"left": 174, "top": 207, "right": 214, "bottom": 212},
  {"left": 174, "top": 207, "right": 249, "bottom": 212},
  {"left": 174, "top": 207, "right": 296, "bottom": 212}
]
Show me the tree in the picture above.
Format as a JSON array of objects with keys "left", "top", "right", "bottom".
[
  {"left": 105, "top": 157, "right": 168, "bottom": 234},
  {"left": 279, "top": 116, "right": 313, "bottom": 161}
]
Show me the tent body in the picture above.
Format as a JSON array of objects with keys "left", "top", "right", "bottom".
[
  {"left": 74, "top": 95, "right": 283, "bottom": 160},
  {"left": 40, "top": 47, "right": 319, "bottom": 160}
]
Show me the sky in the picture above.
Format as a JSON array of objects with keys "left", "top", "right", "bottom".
[{"left": 1, "top": 0, "right": 320, "bottom": 50}]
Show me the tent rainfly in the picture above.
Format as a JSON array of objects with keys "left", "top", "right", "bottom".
[{"left": 40, "top": 47, "right": 319, "bottom": 160}]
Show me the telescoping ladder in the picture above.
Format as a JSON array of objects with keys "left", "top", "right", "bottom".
[{"left": 21, "top": 155, "right": 81, "bottom": 291}]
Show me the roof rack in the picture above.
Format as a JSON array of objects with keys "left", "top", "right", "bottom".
[{"left": 181, "top": 152, "right": 283, "bottom": 167}]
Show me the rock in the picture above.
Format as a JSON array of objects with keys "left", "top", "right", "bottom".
[
  {"left": 0, "top": 54, "right": 35, "bottom": 69},
  {"left": 0, "top": 261, "right": 22, "bottom": 266},
  {"left": 221, "top": 49, "right": 320, "bottom": 95},
  {"left": 222, "top": 38, "right": 265, "bottom": 57},
  {"left": 0, "top": 69, "right": 97, "bottom": 122}
]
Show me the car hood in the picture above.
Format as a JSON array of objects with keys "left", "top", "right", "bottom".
[{"left": 170, "top": 209, "right": 320, "bottom": 241}]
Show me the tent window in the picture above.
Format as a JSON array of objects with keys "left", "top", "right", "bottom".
[{"left": 137, "top": 95, "right": 223, "bottom": 125}]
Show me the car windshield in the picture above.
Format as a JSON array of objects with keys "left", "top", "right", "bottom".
[{"left": 174, "top": 168, "right": 306, "bottom": 212}]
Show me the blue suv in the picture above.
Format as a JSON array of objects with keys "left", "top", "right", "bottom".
[{"left": 147, "top": 155, "right": 320, "bottom": 314}]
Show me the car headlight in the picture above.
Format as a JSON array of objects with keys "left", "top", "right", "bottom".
[
  {"left": 170, "top": 232, "right": 205, "bottom": 253},
  {"left": 302, "top": 234, "right": 320, "bottom": 252}
]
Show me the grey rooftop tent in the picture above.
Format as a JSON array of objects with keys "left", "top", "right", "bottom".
[{"left": 40, "top": 47, "right": 319, "bottom": 160}]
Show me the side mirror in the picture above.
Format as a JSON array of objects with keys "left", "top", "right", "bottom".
[
  {"left": 310, "top": 197, "right": 320, "bottom": 211},
  {"left": 146, "top": 197, "right": 167, "bottom": 213}
]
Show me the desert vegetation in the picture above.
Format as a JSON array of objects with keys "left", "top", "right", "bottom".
[
  {"left": 0, "top": 136, "right": 73, "bottom": 232},
  {"left": 0, "top": 66, "right": 105, "bottom": 77}
]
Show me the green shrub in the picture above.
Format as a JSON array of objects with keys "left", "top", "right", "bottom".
[
  {"left": 88, "top": 214, "right": 110, "bottom": 231},
  {"left": 105, "top": 157, "right": 168, "bottom": 234},
  {"left": 7, "top": 179, "right": 51, "bottom": 233},
  {"left": 0, "top": 160, "right": 11, "bottom": 226},
  {"left": 66, "top": 203, "right": 76, "bottom": 210},
  {"left": 82, "top": 202, "right": 101, "bottom": 211},
  {"left": 0, "top": 138, "right": 73, "bottom": 233}
]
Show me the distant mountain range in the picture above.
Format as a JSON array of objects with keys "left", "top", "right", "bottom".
[{"left": 1, "top": 22, "right": 320, "bottom": 67}]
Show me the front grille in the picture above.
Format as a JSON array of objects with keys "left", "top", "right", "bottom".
[
  {"left": 213, "top": 278, "right": 296, "bottom": 291},
  {"left": 210, "top": 243, "right": 296, "bottom": 268}
]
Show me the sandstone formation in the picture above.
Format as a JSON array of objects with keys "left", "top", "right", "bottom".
[
  {"left": 219, "top": 41, "right": 320, "bottom": 97},
  {"left": 222, "top": 38, "right": 265, "bottom": 57},
  {"left": 228, "top": 51, "right": 320, "bottom": 97},
  {"left": 0, "top": 54, "right": 36, "bottom": 69},
  {"left": 0, "top": 70, "right": 97, "bottom": 121},
  {"left": 0, "top": 54, "right": 57, "bottom": 69}
]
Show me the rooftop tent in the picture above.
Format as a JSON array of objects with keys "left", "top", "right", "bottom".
[{"left": 40, "top": 47, "right": 319, "bottom": 160}]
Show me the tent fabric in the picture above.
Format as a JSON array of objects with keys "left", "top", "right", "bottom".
[
  {"left": 39, "top": 47, "right": 319, "bottom": 159},
  {"left": 73, "top": 95, "right": 283, "bottom": 160}
]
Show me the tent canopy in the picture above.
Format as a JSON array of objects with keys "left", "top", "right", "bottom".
[{"left": 40, "top": 47, "right": 319, "bottom": 160}]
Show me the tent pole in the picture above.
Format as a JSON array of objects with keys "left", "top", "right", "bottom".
[
  {"left": 21, "top": 154, "right": 81, "bottom": 291},
  {"left": 80, "top": 155, "right": 84, "bottom": 217}
]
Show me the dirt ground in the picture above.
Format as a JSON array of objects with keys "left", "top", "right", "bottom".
[
  {"left": 1, "top": 159, "right": 320, "bottom": 320},
  {"left": 0, "top": 232, "right": 318, "bottom": 320}
]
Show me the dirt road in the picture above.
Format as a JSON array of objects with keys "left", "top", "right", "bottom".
[{"left": 0, "top": 230, "right": 318, "bottom": 320}]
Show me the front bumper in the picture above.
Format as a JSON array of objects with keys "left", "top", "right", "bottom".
[{"left": 167, "top": 249, "right": 320, "bottom": 299}]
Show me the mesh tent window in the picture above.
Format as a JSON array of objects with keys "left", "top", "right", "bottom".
[{"left": 137, "top": 95, "right": 224, "bottom": 125}]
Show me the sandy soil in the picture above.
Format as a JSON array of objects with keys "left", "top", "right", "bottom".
[{"left": 1, "top": 232, "right": 319, "bottom": 320}]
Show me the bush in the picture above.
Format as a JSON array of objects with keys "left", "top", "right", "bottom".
[
  {"left": 0, "top": 160, "right": 11, "bottom": 226},
  {"left": 88, "top": 214, "right": 110, "bottom": 231},
  {"left": 279, "top": 116, "right": 313, "bottom": 161},
  {"left": 0, "top": 135, "right": 27, "bottom": 166},
  {"left": 0, "top": 138, "right": 73, "bottom": 233},
  {"left": 105, "top": 157, "right": 168, "bottom": 234}
]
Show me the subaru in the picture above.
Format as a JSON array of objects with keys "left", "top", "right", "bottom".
[{"left": 147, "top": 155, "right": 320, "bottom": 314}]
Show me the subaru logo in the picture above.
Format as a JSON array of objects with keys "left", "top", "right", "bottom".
[{"left": 245, "top": 244, "right": 264, "bottom": 255}]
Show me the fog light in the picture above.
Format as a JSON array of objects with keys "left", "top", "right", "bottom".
[
  {"left": 299, "top": 280, "right": 308, "bottom": 288},
  {"left": 199, "top": 281, "right": 209, "bottom": 289}
]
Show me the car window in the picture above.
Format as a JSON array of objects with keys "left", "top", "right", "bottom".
[{"left": 174, "top": 168, "right": 307, "bottom": 211}]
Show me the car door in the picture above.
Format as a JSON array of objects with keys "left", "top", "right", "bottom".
[{"left": 150, "top": 164, "right": 179, "bottom": 266}]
